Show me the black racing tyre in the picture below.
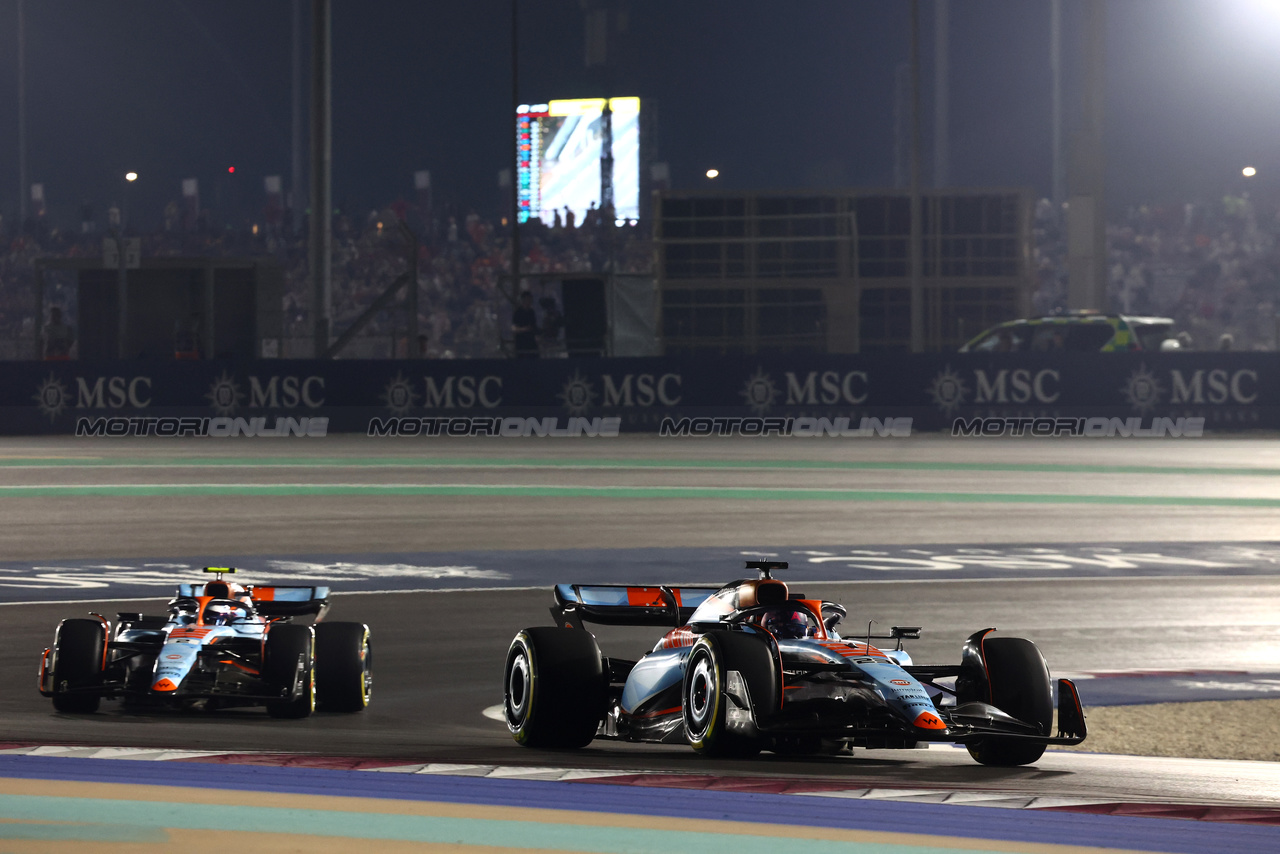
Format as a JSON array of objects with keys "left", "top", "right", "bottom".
[
  {"left": 682, "top": 633, "right": 773, "bottom": 758},
  {"left": 263, "top": 624, "right": 315, "bottom": 719},
  {"left": 315, "top": 622, "right": 372, "bottom": 712},
  {"left": 964, "top": 637, "right": 1053, "bottom": 767},
  {"left": 51, "top": 619, "right": 105, "bottom": 714},
  {"left": 504, "top": 627, "right": 606, "bottom": 749}
]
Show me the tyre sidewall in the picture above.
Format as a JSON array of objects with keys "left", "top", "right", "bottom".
[
  {"left": 966, "top": 636, "right": 1052, "bottom": 766},
  {"left": 713, "top": 631, "right": 779, "bottom": 720},
  {"left": 683, "top": 637, "right": 723, "bottom": 750},
  {"left": 683, "top": 632, "right": 773, "bottom": 757},
  {"left": 504, "top": 631, "right": 539, "bottom": 744},
  {"left": 982, "top": 637, "right": 1052, "bottom": 733},
  {"left": 264, "top": 624, "right": 315, "bottom": 718},
  {"left": 314, "top": 622, "right": 371, "bottom": 712},
  {"left": 51, "top": 619, "right": 105, "bottom": 713},
  {"left": 504, "top": 627, "right": 605, "bottom": 749}
]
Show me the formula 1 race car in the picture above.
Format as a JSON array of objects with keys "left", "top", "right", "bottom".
[
  {"left": 38, "top": 567, "right": 371, "bottom": 718},
  {"left": 503, "top": 562, "right": 1086, "bottom": 766}
]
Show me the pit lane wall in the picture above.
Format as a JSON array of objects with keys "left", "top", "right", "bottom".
[{"left": 10, "top": 353, "right": 1276, "bottom": 435}]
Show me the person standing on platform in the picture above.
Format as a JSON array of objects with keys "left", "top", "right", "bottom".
[
  {"left": 174, "top": 314, "right": 202, "bottom": 360},
  {"left": 43, "top": 307, "right": 75, "bottom": 360},
  {"left": 512, "top": 291, "right": 539, "bottom": 358}
]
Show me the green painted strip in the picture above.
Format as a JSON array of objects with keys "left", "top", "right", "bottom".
[
  {"left": 0, "top": 455, "right": 1277, "bottom": 478},
  {"left": 0, "top": 794, "right": 1011, "bottom": 853},
  {"left": 0, "top": 482, "right": 1277, "bottom": 507},
  {"left": 0, "top": 821, "right": 167, "bottom": 842}
]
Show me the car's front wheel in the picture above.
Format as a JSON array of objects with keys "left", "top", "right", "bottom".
[
  {"left": 682, "top": 633, "right": 771, "bottom": 758},
  {"left": 263, "top": 625, "right": 315, "bottom": 719},
  {"left": 963, "top": 637, "right": 1053, "bottom": 767},
  {"left": 315, "top": 622, "right": 372, "bottom": 712},
  {"left": 50, "top": 619, "right": 105, "bottom": 714}
]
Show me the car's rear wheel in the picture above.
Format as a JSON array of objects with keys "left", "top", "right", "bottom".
[
  {"left": 315, "top": 622, "right": 372, "bottom": 712},
  {"left": 264, "top": 625, "right": 315, "bottom": 719},
  {"left": 963, "top": 637, "right": 1053, "bottom": 767},
  {"left": 504, "top": 628, "right": 606, "bottom": 748},
  {"left": 51, "top": 619, "right": 105, "bottom": 714},
  {"left": 683, "top": 633, "right": 773, "bottom": 758}
]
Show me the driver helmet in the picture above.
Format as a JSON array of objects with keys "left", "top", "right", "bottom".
[
  {"left": 757, "top": 604, "right": 816, "bottom": 639},
  {"left": 203, "top": 602, "right": 237, "bottom": 626}
]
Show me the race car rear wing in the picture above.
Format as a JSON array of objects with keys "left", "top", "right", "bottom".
[
  {"left": 249, "top": 585, "right": 331, "bottom": 619},
  {"left": 551, "top": 584, "right": 720, "bottom": 629},
  {"left": 174, "top": 583, "right": 331, "bottom": 619}
]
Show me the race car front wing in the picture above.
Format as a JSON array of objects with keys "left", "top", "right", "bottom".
[
  {"left": 39, "top": 641, "right": 310, "bottom": 704},
  {"left": 745, "top": 676, "right": 1086, "bottom": 747}
]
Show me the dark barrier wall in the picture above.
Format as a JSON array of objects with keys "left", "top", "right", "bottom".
[{"left": 9, "top": 353, "right": 1280, "bottom": 435}]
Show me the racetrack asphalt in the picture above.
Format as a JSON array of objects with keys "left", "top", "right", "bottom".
[
  {"left": 1, "top": 435, "right": 1280, "bottom": 559},
  {"left": 1, "top": 435, "right": 1279, "bottom": 820}
]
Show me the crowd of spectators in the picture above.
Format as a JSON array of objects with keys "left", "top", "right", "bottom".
[
  {"left": 6, "top": 188, "right": 1279, "bottom": 358},
  {"left": 1032, "top": 190, "right": 1280, "bottom": 350},
  {"left": 0, "top": 201, "right": 653, "bottom": 359}
]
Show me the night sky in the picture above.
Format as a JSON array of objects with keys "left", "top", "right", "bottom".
[{"left": 1, "top": 0, "right": 1278, "bottom": 229}]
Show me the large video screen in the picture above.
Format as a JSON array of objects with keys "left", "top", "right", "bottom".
[{"left": 517, "top": 97, "right": 640, "bottom": 225}]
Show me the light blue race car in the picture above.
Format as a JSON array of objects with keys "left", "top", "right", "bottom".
[
  {"left": 39, "top": 567, "right": 371, "bottom": 718},
  {"left": 503, "top": 561, "right": 1085, "bottom": 766}
]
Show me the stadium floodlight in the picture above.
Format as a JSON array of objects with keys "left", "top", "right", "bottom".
[
  {"left": 125, "top": 172, "right": 138, "bottom": 182},
  {"left": 1232, "top": 0, "right": 1280, "bottom": 29},
  {"left": 1243, "top": 166, "right": 1257, "bottom": 177},
  {"left": 705, "top": 169, "right": 720, "bottom": 179}
]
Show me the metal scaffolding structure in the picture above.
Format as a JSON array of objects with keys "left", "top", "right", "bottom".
[{"left": 654, "top": 189, "right": 1033, "bottom": 355}]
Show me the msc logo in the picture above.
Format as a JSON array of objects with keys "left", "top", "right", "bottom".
[
  {"left": 1170, "top": 369, "right": 1257, "bottom": 405},
  {"left": 1122, "top": 366, "right": 1258, "bottom": 413},
  {"left": 249, "top": 375, "right": 326, "bottom": 409},
  {"left": 740, "top": 368, "right": 779, "bottom": 415},
  {"left": 925, "top": 366, "right": 969, "bottom": 416},
  {"left": 784, "top": 370, "right": 869, "bottom": 405},
  {"left": 1120, "top": 365, "right": 1163, "bottom": 414},
  {"left": 422, "top": 375, "right": 502, "bottom": 409},
  {"left": 602, "top": 373, "right": 682, "bottom": 407},
  {"left": 557, "top": 372, "right": 684, "bottom": 414},
  {"left": 34, "top": 375, "right": 71, "bottom": 421},
  {"left": 738, "top": 369, "right": 868, "bottom": 413},
  {"left": 559, "top": 371, "right": 596, "bottom": 416},
  {"left": 971, "top": 368, "right": 1060, "bottom": 404},
  {"left": 75, "top": 376, "right": 153, "bottom": 409},
  {"left": 35, "top": 374, "right": 153, "bottom": 420},
  {"left": 207, "top": 374, "right": 326, "bottom": 415},
  {"left": 377, "top": 374, "right": 504, "bottom": 413},
  {"left": 927, "top": 366, "right": 1061, "bottom": 413},
  {"left": 381, "top": 373, "right": 419, "bottom": 415}
]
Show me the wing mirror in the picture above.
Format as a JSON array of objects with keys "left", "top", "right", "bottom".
[{"left": 822, "top": 603, "right": 846, "bottom": 632}]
